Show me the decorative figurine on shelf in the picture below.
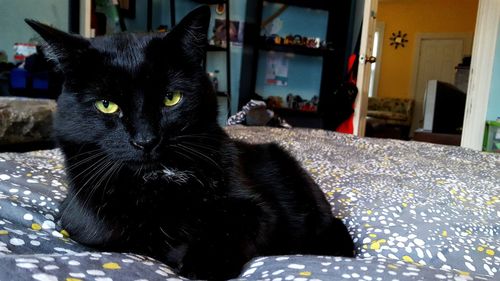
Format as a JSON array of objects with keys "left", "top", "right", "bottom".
[
  {"left": 284, "top": 34, "right": 294, "bottom": 45},
  {"left": 286, "top": 93, "right": 294, "bottom": 108},
  {"left": 265, "top": 34, "right": 283, "bottom": 45},
  {"left": 293, "top": 35, "right": 302, "bottom": 45},
  {"left": 307, "top": 37, "right": 321, "bottom": 48},
  {"left": 266, "top": 96, "right": 284, "bottom": 108},
  {"left": 301, "top": 95, "right": 319, "bottom": 112},
  {"left": 156, "top": 25, "right": 169, "bottom": 33},
  {"left": 273, "top": 35, "right": 283, "bottom": 45},
  {"left": 212, "top": 69, "right": 219, "bottom": 92}
]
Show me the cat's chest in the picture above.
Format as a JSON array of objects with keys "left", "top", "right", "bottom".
[{"left": 97, "top": 169, "right": 220, "bottom": 218}]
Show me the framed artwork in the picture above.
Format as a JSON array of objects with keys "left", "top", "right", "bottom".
[{"left": 118, "top": 0, "right": 135, "bottom": 19}]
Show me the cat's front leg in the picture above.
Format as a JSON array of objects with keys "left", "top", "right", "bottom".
[{"left": 58, "top": 194, "right": 122, "bottom": 247}]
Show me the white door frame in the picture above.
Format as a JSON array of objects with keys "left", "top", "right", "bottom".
[
  {"left": 354, "top": 0, "right": 378, "bottom": 136},
  {"left": 79, "top": 0, "right": 92, "bottom": 37},
  {"left": 368, "top": 21, "right": 385, "bottom": 98},
  {"left": 461, "top": 0, "right": 500, "bottom": 150},
  {"left": 408, "top": 32, "right": 473, "bottom": 133}
]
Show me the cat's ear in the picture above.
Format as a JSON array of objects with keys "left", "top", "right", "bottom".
[
  {"left": 166, "top": 5, "right": 210, "bottom": 64},
  {"left": 25, "top": 19, "right": 90, "bottom": 72}
]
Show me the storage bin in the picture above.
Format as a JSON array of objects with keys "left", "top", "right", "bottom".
[{"left": 483, "top": 120, "right": 500, "bottom": 153}]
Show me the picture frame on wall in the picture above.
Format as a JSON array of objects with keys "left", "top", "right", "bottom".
[{"left": 118, "top": 0, "right": 135, "bottom": 19}]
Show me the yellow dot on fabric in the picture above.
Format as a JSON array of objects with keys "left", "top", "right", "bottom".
[
  {"left": 0, "top": 230, "right": 8, "bottom": 235},
  {"left": 60, "top": 230, "right": 70, "bottom": 237},
  {"left": 103, "top": 262, "right": 121, "bottom": 270},
  {"left": 442, "top": 230, "right": 448, "bottom": 237},
  {"left": 370, "top": 239, "right": 385, "bottom": 250},
  {"left": 366, "top": 210, "right": 372, "bottom": 215},
  {"left": 299, "top": 272, "right": 312, "bottom": 276},
  {"left": 486, "top": 249, "right": 495, "bottom": 256},
  {"left": 388, "top": 264, "right": 398, "bottom": 269},
  {"left": 402, "top": 202, "right": 408, "bottom": 207},
  {"left": 459, "top": 271, "right": 470, "bottom": 276},
  {"left": 31, "top": 224, "right": 42, "bottom": 231},
  {"left": 402, "top": 256, "right": 414, "bottom": 263},
  {"left": 363, "top": 245, "right": 368, "bottom": 249},
  {"left": 477, "top": 246, "right": 484, "bottom": 252},
  {"left": 27, "top": 173, "right": 32, "bottom": 177},
  {"left": 66, "top": 278, "right": 82, "bottom": 281},
  {"left": 369, "top": 233, "right": 377, "bottom": 238}
]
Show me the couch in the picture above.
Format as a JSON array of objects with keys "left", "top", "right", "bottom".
[{"left": 366, "top": 97, "right": 414, "bottom": 139}]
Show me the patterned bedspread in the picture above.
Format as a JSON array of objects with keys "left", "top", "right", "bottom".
[{"left": 0, "top": 126, "right": 498, "bottom": 281}]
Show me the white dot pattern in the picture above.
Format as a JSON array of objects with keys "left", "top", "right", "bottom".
[{"left": 0, "top": 127, "right": 498, "bottom": 281}]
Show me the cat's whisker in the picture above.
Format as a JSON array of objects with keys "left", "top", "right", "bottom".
[
  {"left": 68, "top": 153, "right": 109, "bottom": 182},
  {"left": 174, "top": 133, "right": 221, "bottom": 142},
  {"left": 170, "top": 145, "right": 196, "bottom": 163},
  {"left": 179, "top": 141, "right": 219, "bottom": 153},
  {"left": 101, "top": 162, "right": 120, "bottom": 201},
  {"left": 176, "top": 144, "right": 221, "bottom": 171},
  {"left": 159, "top": 227, "right": 174, "bottom": 249},
  {"left": 79, "top": 158, "right": 116, "bottom": 212},
  {"left": 60, "top": 156, "right": 111, "bottom": 221},
  {"left": 65, "top": 151, "right": 107, "bottom": 172},
  {"left": 65, "top": 147, "right": 104, "bottom": 162}
]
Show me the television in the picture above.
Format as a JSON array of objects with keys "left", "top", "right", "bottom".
[{"left": 422, "top": 80, "right": 466, "bottom": 134}]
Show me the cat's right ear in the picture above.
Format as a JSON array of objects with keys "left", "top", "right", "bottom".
[{"left": 25, "top": 19, "right": 90, "bottom": 72}]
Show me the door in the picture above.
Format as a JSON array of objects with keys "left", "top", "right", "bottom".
[
  {"left": 411, "top": 37, "right": 466, "bottom": 134},
  {"left": 354, "top": 0, "right": 378, "bottom": 136}
]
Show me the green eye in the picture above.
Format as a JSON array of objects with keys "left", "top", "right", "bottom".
[
  {"left": 164, "top": 91, "right": 182, "bottom": 107},
  {"left": 95, "top": 100, "right": 119, "bottom": 114}
]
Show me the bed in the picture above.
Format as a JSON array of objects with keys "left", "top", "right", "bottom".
[{"left": 0, "top": 126, "right": 498, "bottom": 281}]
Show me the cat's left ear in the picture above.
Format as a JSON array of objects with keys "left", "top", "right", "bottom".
[
  {"left": 25, "top": 19, "right": 90, "bottom": 73},
  {"left": 166, "top": 5, "right": 211, "bottom": 64}
]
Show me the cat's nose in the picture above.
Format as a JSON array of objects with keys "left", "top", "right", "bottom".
[{"left": 130, "top": 135, "right": 159, "bottom": 151}]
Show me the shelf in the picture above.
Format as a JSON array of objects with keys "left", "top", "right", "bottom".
[
  {"left": 207, "top": 45, "right": 227, "bottom": 52},
  {"left": 259, "top": 43, "right": 332, "bottom": 57},
  {"left": 264, "top": 0, "right": 331, "bottom": 11},
  {"left": 192, "top": 0, "right": 226, "bottom": 4},
  {"left": 271, "top": 107, "right": 319, "bottom": 117}
]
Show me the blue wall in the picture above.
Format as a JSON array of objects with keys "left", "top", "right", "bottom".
[
  {"left": 486, "top": 24, "right": 500, "bottom": 121},
  {"left": 0, "top": 0, "right": 68, "bottom": 61},
  {"left": 256, "top": 4, "right": 328, "bottom": 102},
  {"left": 256, "top": 54, "right": 323, "bottom": 101}
]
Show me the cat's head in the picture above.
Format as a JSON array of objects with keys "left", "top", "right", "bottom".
[{"left": 26, "top": 6, "right": 223, "bottom": 170}]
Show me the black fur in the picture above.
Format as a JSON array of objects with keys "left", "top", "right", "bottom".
[{"left": 26, "top": 6, "right": 354, "bottom": 280}]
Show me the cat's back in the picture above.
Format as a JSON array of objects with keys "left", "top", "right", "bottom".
[{"left": 226, "top": 139, "right": 328, "bottom": 217}]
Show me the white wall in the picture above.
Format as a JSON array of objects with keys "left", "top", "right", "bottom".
[{"left": 0, "top": 0, "right": 69, "bottom": 62}]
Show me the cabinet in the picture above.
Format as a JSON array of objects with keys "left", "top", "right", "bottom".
[{"left": 239, "top": 0, "right": 352, "bottom": 128}]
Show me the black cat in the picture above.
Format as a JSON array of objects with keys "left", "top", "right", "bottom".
[{"left": 26, "top": 6, "right": 354, "bottom": 280}]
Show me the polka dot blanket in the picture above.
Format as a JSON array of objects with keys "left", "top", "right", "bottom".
[{"left": 0, "top": 126, "right": 498, "bottom": 281}]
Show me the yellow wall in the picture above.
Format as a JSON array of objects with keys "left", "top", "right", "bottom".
[{"left": 377, "top": 0, "right": 478, "bottom": 99}]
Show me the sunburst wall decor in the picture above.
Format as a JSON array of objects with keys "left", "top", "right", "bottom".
[{"left": 389, "top": 31, "right": 408, "bottom": 49}]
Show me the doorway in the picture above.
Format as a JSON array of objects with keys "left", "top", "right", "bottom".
[
  {"left": 361, "top": 0, "right": 479, "bottom": 143},
  {"left": 410, "top": 34, "right": 472, "bottom": 134}
]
